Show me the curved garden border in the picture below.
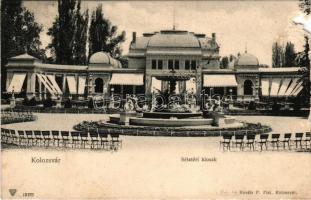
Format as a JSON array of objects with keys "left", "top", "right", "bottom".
[{"left": 74, "top": 121, "right": 272, "bottom": 137}]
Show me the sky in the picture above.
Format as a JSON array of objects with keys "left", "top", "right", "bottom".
[{"left": 23, "top": 0, "right": 307, "bottom": 66}]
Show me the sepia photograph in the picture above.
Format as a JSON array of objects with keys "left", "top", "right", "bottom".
[{"left": 1, "top": 0, "right": 311, "bottom": 199}]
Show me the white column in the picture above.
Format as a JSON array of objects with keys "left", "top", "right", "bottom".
[{"left": 62, "top": 74, "right": 67, "bottom": 94}]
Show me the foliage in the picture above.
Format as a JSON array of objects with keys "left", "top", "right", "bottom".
[
  {"left": 43, "top": 98, "right": 55, "bottom": 108},
  {"left": 284, "top": 42, "right": 296, "bottom": 67},
  {"left": 296, "top": 36, "right": 310, "bottom": 107},
  {"left": 88, "top": 98, "right": 94, "bottom": 109},
  {"left": 247, "top": 101, "right": 256, "bottom": 110},
  {"left": 299, "top": 0, "right": 311, "bottom": 15},
  {"left": 295, "top": 36, "right": 310, "bottom": 68},
  {"left": 272, "top": 42, "right": 284, "bottom": 67},
  {"left": 47, "top": 0, "right": 88, "bottom": 65},
  {"left": 64, "top": 99, "right": 72, "bottom": 108},
  {"left": 1, "top": 0, "right": 44, "bottom": 90},
  {"left": 22, "top": 97, "right": 37, "bottom": 106},
  {"left": 88, "top": 4, "right": 126, "bottom": 58}
]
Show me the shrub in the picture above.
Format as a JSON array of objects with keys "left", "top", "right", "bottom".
[
  {"left": 23, "top": 97, "right": 37, "bottom": 106},
  {"left": 248, "top": 101, "right": 256, "bottom": 110},
  {"left": 43, "top": 98, "right": 54, "bottom": 108},
  {"left": 272, "top": 101, "right": 280, "bottom": 111},
  {"left": 88, "top": 98, "right": 94, "bottom": 109},
  {"left": 64, "top": 99, "right": 72, "bottom": 108}
]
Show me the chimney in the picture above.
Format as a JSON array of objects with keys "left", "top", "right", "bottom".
[
  {"left": 212, "top": 33, "right": 216, "bottom": 41},
  {"left": 132, "top": 32, "right": 136, "bottom": 43}
]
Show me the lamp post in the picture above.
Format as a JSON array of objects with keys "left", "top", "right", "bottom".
[
  {"left": 111, "top": 87, "right": 114, "bottom": 97},
  {"left": 229, "top": 88, "right": 233, "bottom": 101}
]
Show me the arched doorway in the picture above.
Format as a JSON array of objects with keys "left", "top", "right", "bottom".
[
  {"left": 244, "top": 80, "right": 253, "bottom": 95},
  {"left": 95, "top": 78, "right": 104, "bottom": 93}
]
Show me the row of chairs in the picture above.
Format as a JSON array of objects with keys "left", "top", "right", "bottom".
[
  {"left": 1, "top": 128, "right": 122, "bottom": 150},
  {"left": 220, "top": 132, "right": 311, "bottom": 151}
]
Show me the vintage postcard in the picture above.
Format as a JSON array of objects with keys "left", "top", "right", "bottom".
[{"left": 1, "top": 0, "right": 311, "bottom": 199}]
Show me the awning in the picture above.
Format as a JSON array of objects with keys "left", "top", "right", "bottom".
[
  {"left": 78, "top": 76, "right": 86, "bottom": 95},
  {"left": 7, "top": 73, "right": 26, "bottom": 93},
  {"left": 284, "top": 78, "right": 299, "bottom": 96},
  {"left": 36, "top": 74, "right": 56, "bottom": 96},
  {"left": 290, "top": 80, "right": 303, "bottom": 96},
  {"left": 270, "top": 78, "right": 282, "bottom": 97},
  {"left": 261, "top": 78, "right": 270, "bottom": 96},
  {"left": 66, "top": 76, "right": 77, "bottom": 94},
  {"left": 110, "top": 73, "right": 144, "bottom": 85},
  {"left": 203, "top": 75, "right": 238, "bottom": 87},
  {"left": 47, "top": 75, "right": 63, "bottom": 95},
  {"left": 151, "top": 77, "right": 161, "bottom": 92},
  {"left": 277, "top": 78, "right": 291, "bottom": 96},
  {"left": 292, "top": 86, "right": 303, "bottom": 96}
]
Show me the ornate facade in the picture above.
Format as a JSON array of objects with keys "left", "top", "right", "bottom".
[{"left": 5, "top": 29, "right": 303, "bottom": 102}]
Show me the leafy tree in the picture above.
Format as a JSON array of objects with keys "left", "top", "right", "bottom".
[
  {"left": 284, "top": 42, "right": 296, "bottom": 67},
  {"left": 296, "top": 36, "right": 310, "bottom": 107},
  {"left": 47, "top": 0, "right": 88, "bottom": 65},
  {"left": 72, "top": 5, "right": 89, "bottom": 65},
  {"left": 299, "top": 0, "right": 311, "bottom": 15},
  {"left": 272, "top": 42, "right": 284, "bottom": 67},
  {"left": 88, "top": 4, "right": 126, "bottom": 58},
  {"left": 1, "top": 0, "right": 44, "bottom": 91},
  {"left": 298, "top": 1, "right": 311, "bottom": 110},
  {"left": 295, "top": 36, "right": 310, "bottom": 67}
]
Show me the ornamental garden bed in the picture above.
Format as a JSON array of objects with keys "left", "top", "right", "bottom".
[{"left": 73, "top": 120, "right": 271, "bottom": 137}]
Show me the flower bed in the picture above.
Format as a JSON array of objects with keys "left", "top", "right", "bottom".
[
  {"left": 1, "top": 111, "right": 37, "bottom": 124},
  {"left": 73, "top": 120, "right": 271, "bottom": 137}
]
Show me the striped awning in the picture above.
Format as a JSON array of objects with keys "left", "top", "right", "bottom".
[
  {"left": 203, "top": 75, "right": 238, "bottom": 87},
  {"left": 36, "top": 74, "right": 57, "bottom": 96},
  {"left": 66, "top": 76, "right": 77, "bottom": 94},
  {"left": 278, "top": 79, "right": 291, "bottom": 97},
  {"left": 7, "top": 73, "right": 26, "bottom": 93},
  {"left": 261, "top": 79, "right": 270, "bottom": 96},
  {"left": 270, "top": 78, "right": 282, "bottom": 97},
  {"left": 110, "top": 73, "right": 144, "bottom": 85},
  {"left": 284, "top": 78, "right": 299, "bottom": 96},
  {"left": 46, "top": 75, "right": 63, "bottom": 95},
  {"left": 261, "top": 78, "right": 302, "bottom": 97},
  {"left": 78, "top": 76, "right": 86, "bottom": 95}
]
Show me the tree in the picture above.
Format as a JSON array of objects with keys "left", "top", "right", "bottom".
[
  {"left": 72, "top": 5, "right": 89, "bottom": 65},
  {"left": 220, "top": 56, "right": 229, "bottom": 69},
  {"left": 295, "top": 36, "right": 310, "bottom": 107},
  {"left": 299, "top": 0, "right": 311, "bottom": 15},
  {"left": 295, "top": 36, "right": 310, "bottom": 67},
  {"left": 272, "top": 42, "right": 284, "bottom": 67},
  {"left": 47, "top": 0, "right": 88, "bottom": 65},
  {"left": 298, "top": 0, "right": 311, "bottom": 119},
  {"left": 1, "top": 0, "right": 44, "bottom": 91},
  {"left": 284, "top": 42, "right": 296, "bottom": 67},
  {"left": 88, "top": 4, "right": 126, "bottom": 58}
]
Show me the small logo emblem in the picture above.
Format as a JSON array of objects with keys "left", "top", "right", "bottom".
[{"left": 9, "top": 189, "right": 17, "bottom": 197}]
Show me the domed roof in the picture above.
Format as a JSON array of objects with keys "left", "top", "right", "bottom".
[
  {"left": 89, "top": 51, "right": 122, "bottom": 68},
  {"left": 89, "top": 52, "right": 111, "bottom": 64},
  {"left": 237, "top": 53, "right": 259, "bottom": 66},
  {"left": 148, "top": 30, "right": 200, "bottom": 48}
]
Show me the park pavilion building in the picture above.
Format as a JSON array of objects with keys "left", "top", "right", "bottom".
[{"left": 5, "top": 29, "right": 304, "bottom": 102}]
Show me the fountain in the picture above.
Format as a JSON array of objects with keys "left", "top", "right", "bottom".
[{"left": 96, "top": 75, "right": 252, "bottom": 136}]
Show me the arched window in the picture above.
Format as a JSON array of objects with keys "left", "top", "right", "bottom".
[
  {"left": 95, "top": 78, "right": 104, "bottom": 93},
  {"left": 244, "top": 80, "right": 253, "bottom": 95}
]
